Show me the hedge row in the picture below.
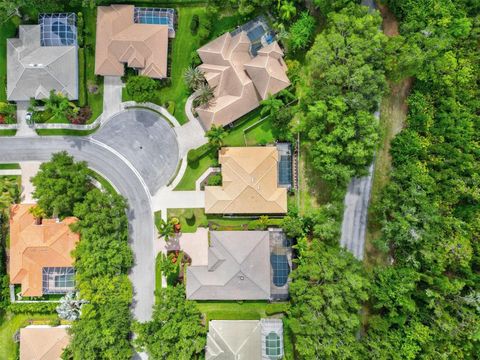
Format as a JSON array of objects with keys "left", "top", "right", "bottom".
[
  {"left": 8, "top": 302, "right": 58, "bottom": 314},
  {"left": 78, "top": 47, "right": 87, "bottom": 107},
  {"left": 186, "top": 143, "right": 213, "bottom": 164}
]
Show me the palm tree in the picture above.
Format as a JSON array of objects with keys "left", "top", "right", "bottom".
[
  {"left": 0, "top": 177, "right": 19, "bottom": 210},
  {"left": 195, "top": 82, "right": 215, "bottom": 108},
  {"left": 206, "top": 125, "right": 226, "bottom": 150},
  {"left": 29, "top": 205, "right": 46, "bottom": 225},
  {"left": 260, "top": 95, "right": 284, "bottom": 118},
  {"left": 158, "top": 219, "right": 175, "bottom": 241},
  {"left": 44, "top": 90, "right": 77, "bottom": 122},
  {"left": 258, "top": 215, "right": 270, "bottom": 230},
  {"left": 280, "top": 1, "right": 297, "bottom": 21},
  {"left": 183, "top": 66, "right": 205, "bottom": 90}
]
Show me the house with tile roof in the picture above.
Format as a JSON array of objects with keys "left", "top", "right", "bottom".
[
  {"left": 20, "top": 326, "right": 70, "bottom": 360},
  {"left": 195, "top": 32, "right": 290, "bottom": 129},
  {"left": 206, "top": 319, "right": 284, "bottom": 360},
  {"left": 205, "top": 147, "right": 287, "bottom": 215},
  {"left": 95, "top": 5, "right": 175, "bottom": 79},
  {"left": 9, "top": 204, "right": 79, "bottom": 297},
  {"left": 7, "top": 14, "right": 78, "bottom": 101},
  {"left": 186, "top": 231, "right": 271, "bottom": 300}
]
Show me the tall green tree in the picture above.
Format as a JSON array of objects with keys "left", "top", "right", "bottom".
[
  {"left": 134, "top": 285, "right": 206, "bottom": 359},
  {"left": 31, "top": 151, "right": 91, "bottom": 217},
  {"left": 288, "top": 241, "right": 369, "bottom": 359},
  {"left": 299, "top": 4, "right": 386, "bottom": 184},
  {"left": 206, "top": 125, "right": 226, "bottom": 150}
]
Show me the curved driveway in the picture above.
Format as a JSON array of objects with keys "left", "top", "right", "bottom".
[{"left": 0, "top": 110, "right": 180, "bottom": 322}]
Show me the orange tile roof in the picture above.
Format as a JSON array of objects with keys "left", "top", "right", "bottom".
[
  {"left": 205, "top": 147, "right": 287, "bottom": 214},
  {"left": 95, "top": 5, "right": 171, "bottom": 79},
  {"left": 9, "top": 204, "right": 79, "bottom": 297},
  {"left": 20, "top": 326, "right": 70, "bottom": 360}
]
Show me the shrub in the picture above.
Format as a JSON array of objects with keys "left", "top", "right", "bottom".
[
  {"left": 265, "top": 303, "right": 288, "bottom": 315},
  {"left": 190, "top": 14, "right": 200, "bottom": 35},
  {"left": 207, "top": 173, "right": 222, "bottom": 186},
  {"left": 78, "top": 48, "right": 86, "bottom": 107},
  {"left": 8, "top": 302, "right": 58, "bottom": 314},
  {"left": 126, "top": 76, "right": 158, "bottom": 103},
  {"left": 77, "top": 12, "right": 84, "bottom": 47},
  {"left": 187, "top": 144, "right": 212, "bottom": 164}
]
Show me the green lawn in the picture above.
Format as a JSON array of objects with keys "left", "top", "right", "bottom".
[
  {"left": 167, "top": 208, "right": 283, "bottom": 233},
  {"left": 0, "top": 313, "right": 57, "bottom": 360},
  {"left": 155, "top": 253, "right": 163, "bottom": 302},
  {"left": 0, "top": 130, "right": 16, "bottom": 136},
  {"left": 0, "top": 17, "right": 20, "bottom": 102},
  {"left": 196, "top": 301, "right": 287, "bottom": 325},
  {"left": 174, "top": 109, "right": 273, "bottom": 190},
  {"left": 83, "top": 8, "right": 103, "bottom": 124},
  {"left": 0, "top": 163, "right": 19, "bottom": 170},
  {"left": 36, "top": 127, "right": 98, "bottom": 136}
]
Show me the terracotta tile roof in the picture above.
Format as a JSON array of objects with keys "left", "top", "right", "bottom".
[
  {"left": 20, "top": 326, "right": 70, "bottom": 360},
  {"left": 196, "top": 33, "right": 290, "bottom": 129},
  {"left": 205, "top": 147, "right": 287, "bottom": 214},
  {"left": 9, "top": 204, "right": 79, "bottom": 297},
  {"left": 95, "top": 5, "right": 171, "bottom": 79}
]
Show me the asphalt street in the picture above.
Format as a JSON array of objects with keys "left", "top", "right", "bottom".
[
  {"left": 93, "top": 109, "right": 179, "bottom": 194},
  {"left": 0, "top": 111, "right": 180, "bottom": 322}
]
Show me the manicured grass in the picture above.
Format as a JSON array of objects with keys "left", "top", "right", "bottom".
[
  {"left": 167, "top": 208, "right": 283, "bottom": 233},
  {"left": 196, "top": 301, "right": 288, "bottom": 325},
  {"left": 0, "top": 16, "right": 20, "bottom": 102},
  {"left": 0, "top": 313, "right": 57, "bottom": 360},
  {"left": 174, "top": 109, "right": 270, "bottom": 190},
  {"left": 0, "top": 130, "right": 16, "bottom": 136},
  {"left": 154, "top": 210, "right": 163, "bottom": 233},
  {"left": 155, "top": 253, "right": 163, "bottom": 301},
  {"left": 83, "top": 8, "right": 103, "bottom": 124},
  {"left": 36, "top": 127, "right": 98, "bottom": 136},
  {"left": 0, "top": 163, "right": 19, "bottom": 170}
]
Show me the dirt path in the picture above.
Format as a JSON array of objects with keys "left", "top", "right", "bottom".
[{"left": 364, "top": 3, "right": 413, "bottom": 267}]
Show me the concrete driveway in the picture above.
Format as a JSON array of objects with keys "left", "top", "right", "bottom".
[{"left": 93, "top": 109, "right": 179, "bottom": 194}]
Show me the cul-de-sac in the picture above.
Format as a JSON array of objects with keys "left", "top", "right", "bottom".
[{"left": 0, "top": 0, "right": 478, "bottom": 359}]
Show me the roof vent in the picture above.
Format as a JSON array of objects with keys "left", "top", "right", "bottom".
[{"left": 239, "top": 275, "right": 245, "bottom": 280}]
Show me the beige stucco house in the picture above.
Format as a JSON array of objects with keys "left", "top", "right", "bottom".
[
  {"left": 196, "top": 32, "right": 290, "bottom": 129},
  {"left": 205, "top": 147, "right": 287, "bottom": 214}
]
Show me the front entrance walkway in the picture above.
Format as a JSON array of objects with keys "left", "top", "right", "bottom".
[
  {"left": 20, "top": 161, "right": 41, "bottom": 204},
  {"left": 15, "top": 101, "right": 37, "bottom": 137},
  {"left": 155, "top": 228, "right": 209, "bottom": 266}
]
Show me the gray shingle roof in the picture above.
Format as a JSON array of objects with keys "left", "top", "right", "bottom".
[
  {"left": 7, "top": 25, "right": 78, "bottom": 101},
  {"left": 186, "top": 231, "right": 271, "bottom": 300}
]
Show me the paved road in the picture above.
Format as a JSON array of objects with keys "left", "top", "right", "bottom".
[
  {"left": 93, "top": 109, "right": 179, "bottom": 194},
  {"left": 0, "top": 135, "right": 158, "bottom": 322}
]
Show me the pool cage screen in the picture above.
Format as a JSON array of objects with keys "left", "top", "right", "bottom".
[
  {"left": 261, "top": 319, "right": 284, "bottom": 360},
  {"left": 42, "top": 267, "right": 75, "bottom": 294},
  {"left": 134, "top": 8, "right": 176, "bottom": 36},
  {"left": 39, "top": 13, "right": 77, "bottom": 47}
]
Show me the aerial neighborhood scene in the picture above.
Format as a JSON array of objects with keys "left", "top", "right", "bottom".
[{"left": 0, "top": 0, "right": 478, "bottom": 359}]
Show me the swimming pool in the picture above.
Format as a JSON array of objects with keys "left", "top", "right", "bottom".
[
  {"left": 137, "top": 16, "right": 169, "bottom": 25},
  {"left": 271, "top": 253, "right": 290, "bottom": 287}
]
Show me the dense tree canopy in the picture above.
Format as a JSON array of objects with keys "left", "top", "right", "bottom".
[
  {"left": 134, "top": 285, "right": 206, "bottom": 360},
  {"left": 363, "top": 0, "right": 480, "bottom": 357},
  {"left": 126, "top": 76, "right": 158, "bottom": 103},
  {"left": 299, "top": 4, "right": 386, "bottom": 184},
  {"left": 288, "top": 240, "right": 369, "bottom": 358},
  {"left": 72, "top": 189, "right": 133, "bottom": 282},
  {"left": 31, "top": 151, "right": 91, "bottom": 217}
]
